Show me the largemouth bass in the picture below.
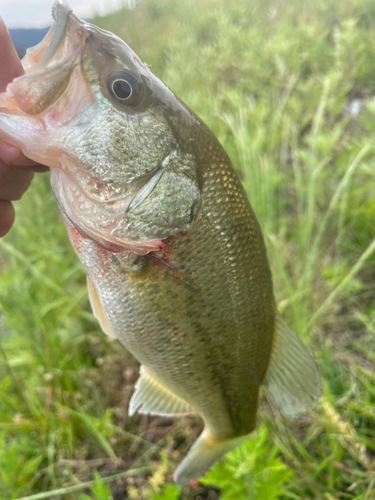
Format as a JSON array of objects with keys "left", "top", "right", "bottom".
[{"left": 0, "top": 0, "right": 321, "bottom": 485}]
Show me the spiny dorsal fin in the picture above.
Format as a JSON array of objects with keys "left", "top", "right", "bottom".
[
  {"left": 264, "top": 313, "right": 322, "bottom": 419},
  {"left": 129, "top": 366, "right": 194, "bottom": 417}
]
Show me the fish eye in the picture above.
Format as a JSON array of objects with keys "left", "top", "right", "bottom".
[
  {"left": 112, "top": 79, "right": 132, "bottom": 100},
  {"left": 107, "top": 70, "right": 143, "bottom": 107}
]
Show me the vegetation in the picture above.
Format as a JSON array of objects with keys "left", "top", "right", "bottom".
[{"left": 1, "top": 0, "right": 375, "bottom": 497}]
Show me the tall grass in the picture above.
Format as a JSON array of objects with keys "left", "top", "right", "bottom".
[{"left": 2, "top": 0, "right": 375, "bottom": 498}]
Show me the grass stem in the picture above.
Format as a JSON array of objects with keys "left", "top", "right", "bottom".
[{"left": 16, "top": 466, "right": 151, "bottom": 500}]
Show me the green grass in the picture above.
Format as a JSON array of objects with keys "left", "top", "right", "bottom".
[{"left": 2, "top": 0, "right": 375, "bottom": 498}]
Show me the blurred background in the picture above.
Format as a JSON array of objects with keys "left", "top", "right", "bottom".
[{"left": 1, "top": 0, "right": 375, "bottom": 498}]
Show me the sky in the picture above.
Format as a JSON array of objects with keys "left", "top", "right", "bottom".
[{"left": 0, "top": 0, "right": 134, "bottom": 28}]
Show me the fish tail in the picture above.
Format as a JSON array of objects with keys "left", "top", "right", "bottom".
[
  {"left": 264, "top": 312, "right": 322, "bottom": 419},
  {"left": 173, "top": 429, "right": 249, "bottom": 486}
]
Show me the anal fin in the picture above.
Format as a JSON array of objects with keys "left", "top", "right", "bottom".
[
  {"left": 87, "top": 276, "right": 116, "bottom": 338},
  {"left": 264, "top": 313, "right": 322, "bottom": 419},
  {"left": 129, "top": 366, "right": 194, "bottom": 417}
]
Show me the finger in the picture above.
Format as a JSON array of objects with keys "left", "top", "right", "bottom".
[
  {"left": 0, "top": 141, "right": 49, "bottom": 171},
  {"left": 0, "top": 16, "right": 24, "bottom": 92},
  {"left": 0, "top": 163, "right": 34, "bottom": 200},
  {"left": 0, "top": 18, "right": 48, "bottom": 173},
  {"left": 0, "top": 200, "right": 15, "bottom": 237}
]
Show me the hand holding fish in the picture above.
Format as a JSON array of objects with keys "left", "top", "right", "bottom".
[{"left": 0, "top": 17, "right": 48, "bottom": 237}]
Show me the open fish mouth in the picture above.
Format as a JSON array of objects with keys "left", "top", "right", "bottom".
[{"left": 0, "top": 1, "right": 86, "bottom": 116}]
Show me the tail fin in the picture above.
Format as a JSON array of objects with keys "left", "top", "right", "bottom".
[
  {"left": 173, "top": 430, "right": 248, "bottom": 486},
  {"left": 264, "top": 313, "right": 322, "bottom": 419}
]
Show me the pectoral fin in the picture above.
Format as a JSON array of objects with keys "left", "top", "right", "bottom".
[
  {"left": 264, "top": 313, "right": 322, "bottom": 419},
  {"left": 87, "top": 276, "right": 116, "bottom": 338},
  {"left": 129, "top": 366, "right": 194, "bottom": 417}
]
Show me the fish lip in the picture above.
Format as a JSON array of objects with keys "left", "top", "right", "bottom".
[
  {"left": 35, "top": 1, "right": 73, "bottom": 71},
  {"left": 23, "top": 1, "right": 85, "bottom": 76}
]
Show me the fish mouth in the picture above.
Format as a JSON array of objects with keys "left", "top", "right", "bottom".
[{"left": 0, "top": 0, "right": 86, "bottom": 116}]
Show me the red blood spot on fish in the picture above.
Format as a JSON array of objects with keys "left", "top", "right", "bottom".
[
  {"left": 174, "top": 275, "right": 181, "bottom": 280},
  {"left": 161, "top": 246, "right": 173, "bottom": 260},
  {"left": 190, "top": 479, "right": 199, "bottom": 488}
]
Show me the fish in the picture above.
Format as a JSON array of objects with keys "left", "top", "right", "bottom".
[{"left": 0, "top": 0, "right": 322, "bottom": 486}]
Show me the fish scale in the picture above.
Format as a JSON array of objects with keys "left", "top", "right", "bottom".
[{"left": 0, "top": 0, "right": 321, "bottom": 485}]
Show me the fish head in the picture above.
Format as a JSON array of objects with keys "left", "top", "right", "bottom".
[{"left": 0, "top": 0, "right": 202, "bottom": 254}]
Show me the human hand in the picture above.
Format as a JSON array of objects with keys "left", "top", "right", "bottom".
[{"left": 0, "top": 17, "right": 49, "bottom": 238}]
